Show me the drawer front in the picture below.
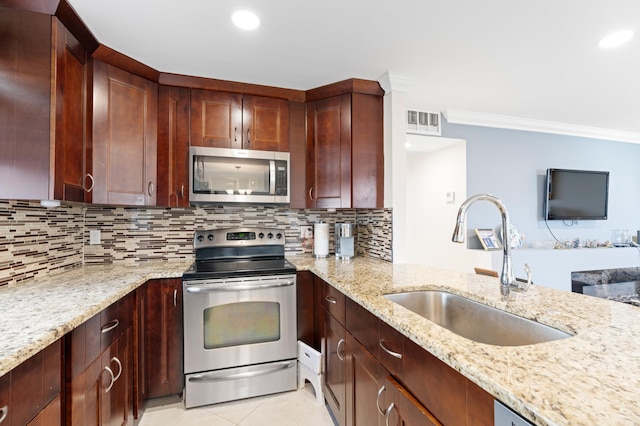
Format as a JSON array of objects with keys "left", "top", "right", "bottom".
[
  {"left": 346, "top": 297, "right": 378, "bottom": 358},
  {"left": 100, "top": 302, "right": 121, "bottom": 352},
  {"left": 323, "top": 282, "right": 346, "bottom": 325},
  {"left": 378, "top": 320, "right": 403, "bottom": 378}
]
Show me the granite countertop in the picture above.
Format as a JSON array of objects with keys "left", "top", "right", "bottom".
[
  {"left": 0, "top": 260, "right": 193, "bottom": 377},
  {"left": 3, "top": 256, "right": 639, "bottom": 425},
  {"left": 287, "top": 255, "right": 640, "bottom": 426}
]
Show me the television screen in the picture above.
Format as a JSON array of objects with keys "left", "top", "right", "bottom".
[{"left": 544, "top": 168, "right": 609, "bottom": 220}]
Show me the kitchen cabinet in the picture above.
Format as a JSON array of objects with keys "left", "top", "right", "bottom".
[
  {"left": 157, "top": 86, "right": 190, "bottom": 207},
  {"left": 0, "top": 6, "right": 94, "bottom": 203},
  {"left": 52, "top": 17, "right": 92, "bottom": 203},
  {"left": 66, "top": 292, "right": 134, "bottom": 425},
  {"left": 305, "top": 80, "right": 384, "bottom": 209},
  {"left": 92, "top": 60, "right": 158, "bottom": 206},
  {"left": 0, "top": 338, "right": 62, "bottom": 426},
  {"left": 141, "top": 279, "right": 184, "bottom": 399},
  {"left": 191, "top": 89, "right": 290, "bottom": 152}
]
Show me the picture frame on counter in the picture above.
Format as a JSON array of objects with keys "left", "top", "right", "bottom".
[{"left": 475, "top": 228, "right": 502, "bottom": 251}]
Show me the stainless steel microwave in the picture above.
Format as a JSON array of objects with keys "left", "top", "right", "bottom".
[{"left": 189, "top": 146, "right": 290, "bottom": 204}]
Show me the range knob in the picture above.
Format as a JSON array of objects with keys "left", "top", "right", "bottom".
[
  {"left": 197, "top": 235, "right": 205, "bottom": 242},
  {"left": 207, "top": 234, "right": 214, "bottom": 241},
  {"left": 267, "top": 232, "right": 274, "bottom": 239},
  {"left": 276, "top": 232, "right": 283, "bottom": 239},
  {"left": 258, "top": 232, "right": 265, "bottom": 239}
]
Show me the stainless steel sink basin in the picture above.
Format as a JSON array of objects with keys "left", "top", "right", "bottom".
[{"left": 384, "top": 291, "right": 572, "bottom": 346}]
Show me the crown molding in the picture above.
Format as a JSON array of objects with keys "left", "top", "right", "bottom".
[
  {"left": 378, "top": 71, "right": 414, "bottom": 94},
  {"left": 444, "top": 109, "right": 640, "bottom": 144}
]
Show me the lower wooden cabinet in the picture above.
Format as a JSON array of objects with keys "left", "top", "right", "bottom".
[
  {"left": 66, "top": 293, "right": 134, "bottom": 425},
  {"left": 0, "top": 338, "right": 62, "bottom": 426},
  {"left": 323, "top": 310, "right": 348, "bottom": 426},
  {"left": 317, "top": 275, "right": 495, "bottom": 426},
  {"left": 142, "top": 279, "right": 184, "bottom": 400}
]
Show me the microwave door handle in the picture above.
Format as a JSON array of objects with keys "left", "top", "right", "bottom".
[{"left": 269, "top": 160, "right": 276, "bottom": 195}]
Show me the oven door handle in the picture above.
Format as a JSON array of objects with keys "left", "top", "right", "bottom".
[
  {"left": 188, "top": 360, "right": 296, "bottom": 383},
  {"left": 185, "top": 280, "right": 294, "bottom": 293}
]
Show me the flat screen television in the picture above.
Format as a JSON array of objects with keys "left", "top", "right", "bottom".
[{"left": 544, "top": 168, "right": 609, "bottom": 220}]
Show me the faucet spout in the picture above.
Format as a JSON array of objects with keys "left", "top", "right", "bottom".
[{"left": 452, "top": 194, "right": 517, "bottom": 297}]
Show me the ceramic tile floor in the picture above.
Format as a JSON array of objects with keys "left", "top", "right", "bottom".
[{"left": 139, "top": 384, "right": 335, "bottom": 426}]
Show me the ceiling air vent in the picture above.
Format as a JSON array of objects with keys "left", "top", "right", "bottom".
[{"left": 406, "top": 109, "right": 441, "bottom": 136}]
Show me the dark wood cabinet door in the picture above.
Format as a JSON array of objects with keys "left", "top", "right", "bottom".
[
  {"left": 145, "top": 279, "right": 184, "bottom": 399},
  {"left": 92, "top": 60, "right": 158, "bottom": 205},
  {"left": 191, "top": 89, "right": 242, "bottom": 148},
  {"left": 324, "top": 310, "right": 347, "bottom": 426},
  {"left": 349, "top": 336, "right": 383, "bottom": 426},
  {"left": 158, "top": 86, "right": 190, "bottom": 207},
  {"left": 306, "top": 94, "right": 352, "bottom": 208},
  {"left": 0, "top": 6, "right": 51, "bottom": 201},
  {"left": 52, "top": 18, "right": 90, "bottom": 203},
  {"left": 242, "top": 95, "right": 289, "bottom": 151},
  {"left": 296, "top": 271, "right": 315, "bottom": 347},
  {"left": 382, "top": 375, "right": 441, "bottom": 426}
]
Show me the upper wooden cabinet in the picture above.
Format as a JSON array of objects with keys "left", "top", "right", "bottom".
[
  {"left": 52, "top": 17, "right": 92, "bottom": 203},
  {"left": 305, "top": 80, "right": 384, "bottom": 209},
  {"left": 191, "top": 89, "right": 289, "bottom": 152},
  {"left": 157, "top": 86, "right": 190, "bottom": 207},
  {"left": 92, "top": 60, "right": 158, "bottom": 206}
]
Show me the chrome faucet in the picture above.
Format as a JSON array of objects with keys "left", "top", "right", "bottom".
[{"left": 452, "top": 194, "right": 530, "bottom": 297}]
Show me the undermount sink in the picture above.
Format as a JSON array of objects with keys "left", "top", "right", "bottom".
[{"left": 384, "top": 291, "right": 572, "bottom": 346}]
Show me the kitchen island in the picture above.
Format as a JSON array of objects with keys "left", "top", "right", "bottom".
[
  {"left": 1, "top": 256, "right": 639, "bottom": 425},
  {"left": 288, "top": 255, "right": 640, "bottom": 426}
]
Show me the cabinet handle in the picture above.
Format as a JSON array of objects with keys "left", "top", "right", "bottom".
[
  {"left": 0, "top": 405, "right": 8, "bottom": 423},
  {"left": 180, "top": 184, "right": 185, "bottom": 199},
  {"left": 84, "top": 173, "right": 95, "bottom": 193},
  {"left": 385, "top": 402, "right": 397, "bottom": 426},
  {"left": 308, "top": 187, "right": 314, "bottom": 201},
  {"left": 379, "top": 340, "right": 403, "bottom": 359},
  {"left": 325, "top": 296, "right": 337, "bottom": 305},
  {"left": 101, "top": 319, "right": 119, "bottom": 334},
  {"left": 103, "top": 366, "right": 116, "bottom": 393},
  {"left": 173, "top": 289, "right": 178, "bottom": 307},
  {"left": 336, "top": 338, "right": 346, "bottom": 361},
  {"left": 234, "top": 127, "right": 237, "bottom": 142},
  {"left": 111, "top": 356, "right": 122, "bottom": 382},
  {"left": 376, "top": 385, "right": 387, "bottom": 416},
  {"left": 148, "top": 181, "right": 155, "bottom": 196},
  {"left": 247, "top": 128, "right": 250, "bottom": 145}
]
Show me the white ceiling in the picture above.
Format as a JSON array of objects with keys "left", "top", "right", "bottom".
[{"left": 67, "top": 0, "right": 640, "bottom": 135}]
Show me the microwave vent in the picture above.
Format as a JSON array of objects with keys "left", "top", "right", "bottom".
[{"left": 406, "top": 109, "right": 441, "bottom": 136}]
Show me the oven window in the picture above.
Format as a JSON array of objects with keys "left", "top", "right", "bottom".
[{"left": 203, "top": 301, "right": 281, "bottom": 349}]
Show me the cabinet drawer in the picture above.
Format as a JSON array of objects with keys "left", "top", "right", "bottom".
[
  {"left": 346, "top": 298, "right": 378, "bottom": 358},
  {"left": 323, "top": 283, "right": 346, "bottom": 325},
  {"left": 378, "top": 320, "right": 403, "bottom": 378}
]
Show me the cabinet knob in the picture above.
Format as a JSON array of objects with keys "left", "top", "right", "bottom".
[
  {"left": 148, "top": 181, "right": 155, "bottom": 196},
  {"left": 337, "top": 338, "right": 346, "bottom": 361},
  {"left": 308, "top": 187, "right": 314, "bottom": 201},
  {"left": 385, "top": 402, "right": 397, "bottom": 426},
  {"left": 376, "top": 385, "right": 387, "bottom": 416},
  {"left": 84, "top": 173, "right": 95, "bottom": 193},
  {"left": 103, "top": 365, "right": 115, "bottom": 393},
  {"left": 379, "top": 339, "right": 403, "bottom": 359}
]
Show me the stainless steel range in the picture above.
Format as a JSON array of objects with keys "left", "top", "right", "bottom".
[{"left": 182, "top": 227, "right": 297, "bottom": 408}]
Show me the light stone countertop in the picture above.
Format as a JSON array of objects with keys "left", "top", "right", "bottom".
[
  {"left": 0, "top": 260, "right": 193, "bottom": 378},
  {"left": 287, "top": 255, "right": 640, "bottom": 426}
]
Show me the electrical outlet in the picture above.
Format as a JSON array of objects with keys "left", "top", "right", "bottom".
[
  {"left": 300, "top": 226, "right": 313, "bottom": 238},
  {"left": 89, "top": 230, "right": 101, "bottom": 245}
]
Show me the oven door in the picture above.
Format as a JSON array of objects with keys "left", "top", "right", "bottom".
[{"left": 183, "top": 274, "right": 297, "bottom": 374}]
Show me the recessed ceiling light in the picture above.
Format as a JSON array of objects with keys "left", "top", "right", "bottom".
[
  {"left": 231, "top": 10, "right": 260, "bottom": 31},
  {"left": 598, "top": 30, "right": 633, "bottom": 48}
]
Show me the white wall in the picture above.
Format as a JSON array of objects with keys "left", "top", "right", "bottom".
[{"left": 405, "top": 140, "right": 491, "bottom": 271}]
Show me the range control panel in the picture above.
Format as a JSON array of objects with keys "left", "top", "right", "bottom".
[{"left": 193, "top": 227, "right": 285, "bottom": 249}]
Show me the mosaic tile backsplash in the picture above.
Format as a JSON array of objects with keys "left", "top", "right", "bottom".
[{"left": 0, "top": 200, "right": 392, "bottom": 287}]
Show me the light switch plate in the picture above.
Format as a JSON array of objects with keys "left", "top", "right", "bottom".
[
  {"left": 89, "top": 230, "right": 101, "bottom": 245},
  {"left": 446, "top": 191, "right": 456, "bottom": 204}
]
